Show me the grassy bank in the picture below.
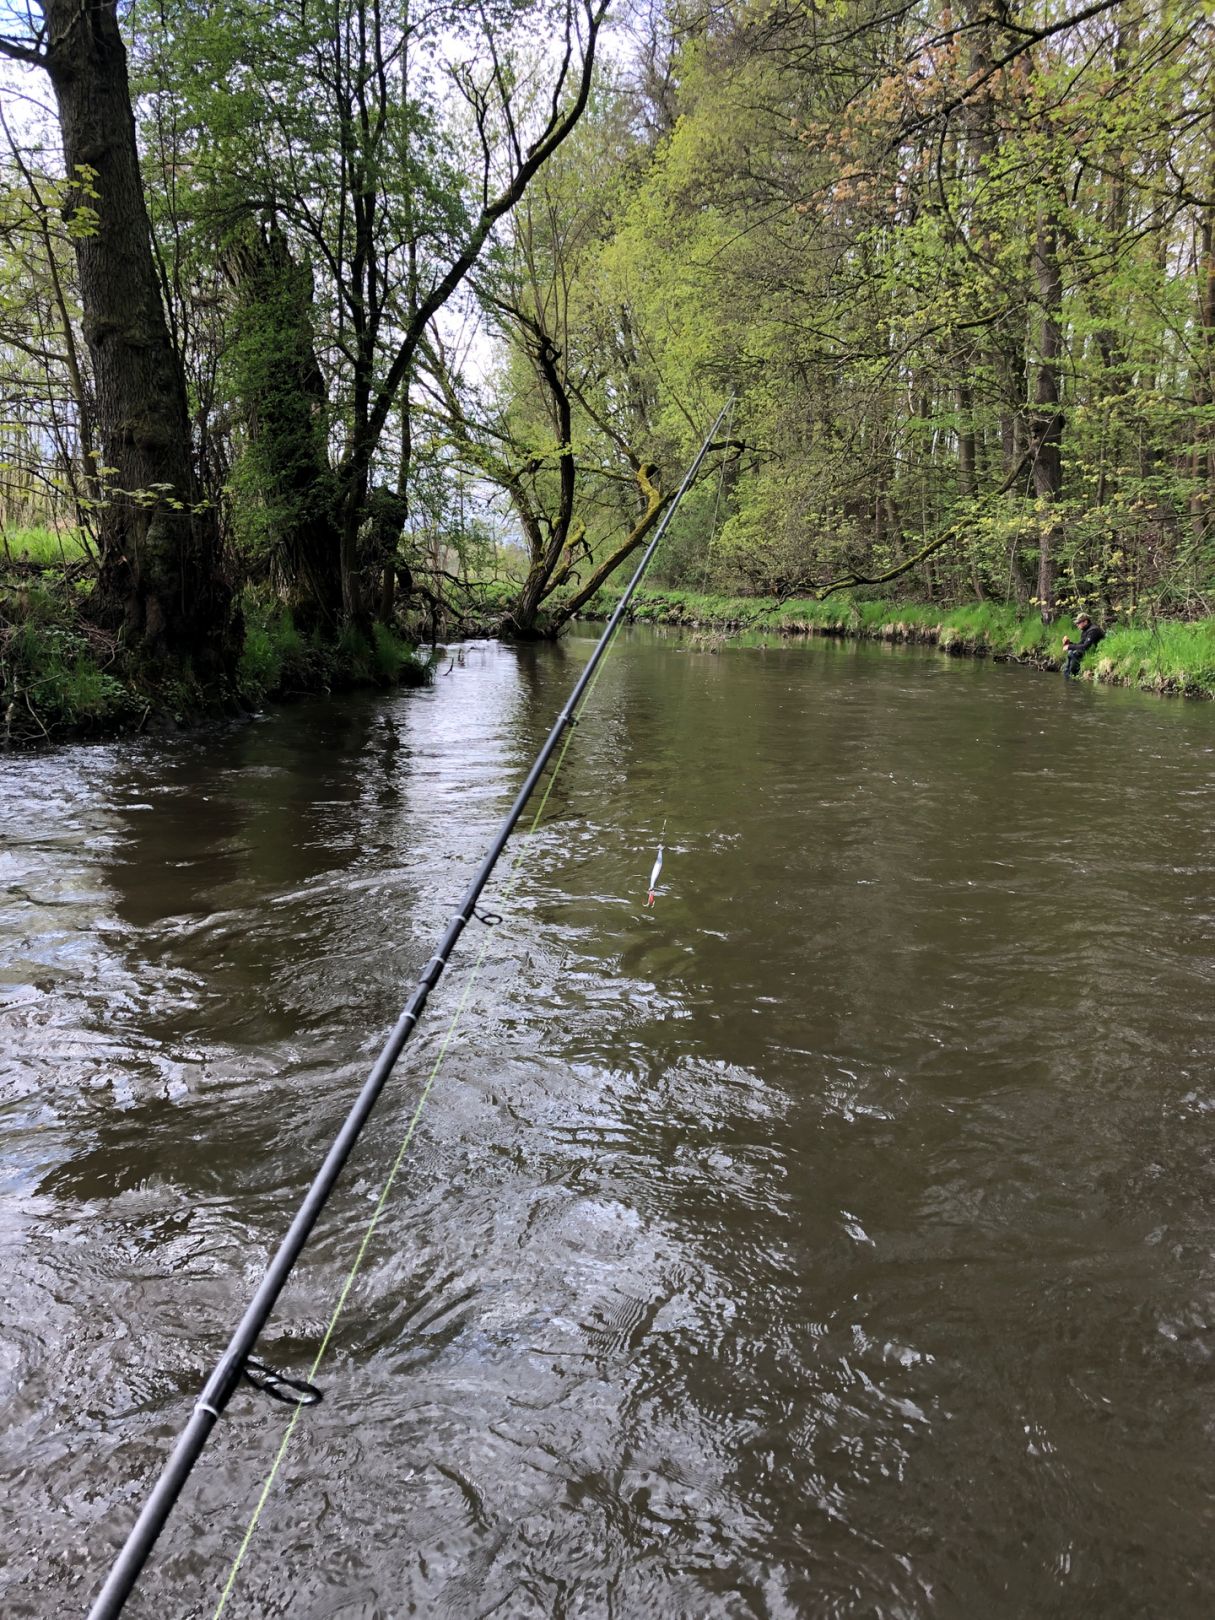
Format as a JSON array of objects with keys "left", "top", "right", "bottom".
[
  {"left": 236, "top": 593, "right": 427, "bottom": 702},
  {"left": 1, "top": 545, "right": 428, "bottom": 747},
  {"left": 588, "top": 588, "right": 1215, "bottom": 700}
]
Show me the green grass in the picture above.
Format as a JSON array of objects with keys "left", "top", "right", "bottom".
[
  {"left": 1095, "top": 619, "right": 1215, "bottom": 695},
  {"left": 0, "top": 582, "right": 134, "bottom": 741},
  {"left": 236, "top": 604, "right": 295, "bottom": 696},
  {"left": 236, "top": 592, "right": 427, "bottom": 705},
  {"left": 583, "top": 588, "right": 1215, "bottom": 699},
  {"left": 333, "top": 620, "right": 426, "bottom": 688},
  {"left": 1, "top": 525, "right": 93, "bottom": 568}
]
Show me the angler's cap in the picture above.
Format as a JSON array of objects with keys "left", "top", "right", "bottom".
[{"left": 1075, "top": 613, "right": 1091, "bottom": 625}]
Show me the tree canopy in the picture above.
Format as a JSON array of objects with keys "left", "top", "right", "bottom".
[
  {"left": 2, "top": 0, "right": 1213, "bottom": 672},
  {"left": 455, "top": 0, "right": 1215, "bottom": 627}
]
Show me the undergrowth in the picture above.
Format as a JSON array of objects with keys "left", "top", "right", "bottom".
[
  {"left": 1, "top": 523, "right": 93, "bottom": 568},
  {"left": 2, "top": 570, "right": 429, "bottom": 747},
  {"left": 0, "top": 580, "right": 136, "bottom": 742},
  {"left": 236, "top": 594, "right": 426, "bottom": 703}
]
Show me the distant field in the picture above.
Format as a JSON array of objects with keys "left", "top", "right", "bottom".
[{"left": 1, "top": 526, "right": 92, "bottom": 566}]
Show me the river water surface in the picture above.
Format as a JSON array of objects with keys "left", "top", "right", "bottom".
[{"left": 2, "top": 631, "right": 1213, "bottom": 1619}]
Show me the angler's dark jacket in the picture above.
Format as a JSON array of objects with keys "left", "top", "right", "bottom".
[{"left": 1074, "top": 623, "right": 1105, "bottom": 654}]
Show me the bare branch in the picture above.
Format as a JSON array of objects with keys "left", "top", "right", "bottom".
[
  {"left": 815, "top": 451, "right": 1033, "bottom": 599},
  {"left": 348, "top": 0, "right": 610, "bottom": 489},
  {"left": 0, "top": 7, "right": 46, "bottom": 68}
]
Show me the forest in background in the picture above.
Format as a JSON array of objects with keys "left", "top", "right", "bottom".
[{"left": 3, "top": 0, "right": 1215, "bottom": 738}]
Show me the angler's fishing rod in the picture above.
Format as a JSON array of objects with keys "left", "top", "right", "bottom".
[{"left": 86, "top": 393, "right": 734, "bottom": 1620}]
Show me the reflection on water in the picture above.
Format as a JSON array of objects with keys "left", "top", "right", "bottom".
[{"left": 1, "top": 633, "right": 1213, "bottom": 1618}]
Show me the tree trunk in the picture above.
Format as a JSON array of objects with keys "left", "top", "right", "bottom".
[
  {"left": 1031, "top": 207, "right": 1063, "bottom": 624},
  {"left": 506, "top": 326, "right": 579, "bottom": 635},
  {"left": 225, "top": 217, "right": 341, "bottom": 623},
  {"left": 957, "top": 381, "right": 986, "bottom": 600},
  {"left": 42, "top": 0, "right": 232, "bottom": 665},
  {"left": 383, "top": 397, "right": 412, "bottom": 626},
  {"left": 551, "top": 463, "right": 667, "bottom": 631},
  {"left": 957, "top": 381, "right": 977, "bottom": 500},
  {"left": 962, "top": 4, "right": 1027, "bottom": 495},
  {"left": 1190, "top": 81, "right": 1215, "bottom": 560}
]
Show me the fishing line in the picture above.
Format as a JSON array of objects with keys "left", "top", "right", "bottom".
[
  {"left": 214, "top": 597, "right": 633, "bottom": 1611},
  {"left": 85, "top": 395, "right": 735, "bottom": 1620},
  {"left": 214, "top": 683, "right": 595, "bottom": 1616}
]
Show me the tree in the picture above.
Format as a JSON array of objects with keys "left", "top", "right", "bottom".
[
  {"left": 0, "top": 107, "right": 95, "bottom": 538},
  {"left": 512, "top": 0, "right": 1212, "bottom": 621},
  {"left": 220, "top": 216, "right": 341, "bottom": 618},
  {"left": 417, "top": 85, "right": 744, "bottom": 635},
  {"left": 135, "top": 0, "right": 610, "bottom": 626},
  {"left": 1, "top": 1, "right": 234, "bottom": 665}
]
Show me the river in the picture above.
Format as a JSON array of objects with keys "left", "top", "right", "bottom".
[{"left": 2, "top": 630, "right": 1213, "bottom": 1619}]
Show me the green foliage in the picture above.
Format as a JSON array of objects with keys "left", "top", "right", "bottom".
[
  {"left": 0, "top": 584, "right": 134, "bottom": 741},
  {"left": 8, "top": 0, "right": 1215, "bottom": 703},
  {"left": 333, "top": 622, "right": 428, "bottom": 688},
  {"left": 0, "top": 573, "right": 429, "bottom": 745},
  {"left": 371, "top": 622, "right": 414, "bottom": 682},
  {"left": 478, "top": 0, "right": 1211, "bottom": 627},
  {"left": 221, "top": 221, "right": 338, "bottom": 573},
  {"left": 0, "top": 526, "right": 91, "bottom": 567},
  {"left": 470, "top": 577, "right": 521, "bottom": 619},
  {"left": 236, "top": 600, "right": 301, "bottom": 696},
  {"left": 236, "top": 591, "right": 426, "bottom": 705},
  {"left": 1096, "top": 619, "right": 1215, "bottom": 695}
]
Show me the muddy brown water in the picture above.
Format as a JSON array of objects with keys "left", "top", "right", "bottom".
[{"left": 1, "top": 630, "right": 1213, "bottom": 1619}]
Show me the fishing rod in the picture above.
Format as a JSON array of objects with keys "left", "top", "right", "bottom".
[{"left": 85, "top": 393, "right": 734, "bottom": 1620}]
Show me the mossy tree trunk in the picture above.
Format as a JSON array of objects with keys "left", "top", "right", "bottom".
[
  {"left": 549, "top": 462, "right": 669, "bottom": 632},
  {"left": 26, "top": 0, "right": 234, "bottom": 667},
  {"left": 506, "top": 317, "right": 580, "bottom": 636},
  {"left": 225, "top": 218, "right": 342, "bottom": 625}
]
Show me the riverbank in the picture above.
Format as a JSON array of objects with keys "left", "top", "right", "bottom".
[
  {"left": 7, "top": 524, "right": 1212, "bottom": 746},
  {"left": 0, "top": 565, "right": 428, "bottom": 747},
  {"left": 587, "top": 589, "right": 1215, "bottom": 700}
]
